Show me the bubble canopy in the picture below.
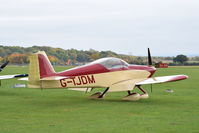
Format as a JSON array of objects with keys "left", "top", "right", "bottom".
[{"left": 89, "top": 57, "right": 129, "bottom": 69}]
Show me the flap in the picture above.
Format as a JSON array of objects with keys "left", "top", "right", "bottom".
[
  {"left": 136, "top": 75, "right": 188, "bottom": 85},
  {"left": 68, "top": 88, "right": 92, "bottom": 92}
]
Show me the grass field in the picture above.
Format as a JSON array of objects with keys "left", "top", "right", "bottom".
[{"left": 0, "top": 66, "right": 199, "bottom": 133}]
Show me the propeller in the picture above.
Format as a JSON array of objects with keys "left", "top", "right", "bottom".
[
  {"left": 148, "top": 48, "right": 153, "bottom": 93},
  {"left": 148, "top": 48, "right": 152, "bottom": 66},
  {"left": 0, "top": 61, "right": 9, "bottom": 72}
]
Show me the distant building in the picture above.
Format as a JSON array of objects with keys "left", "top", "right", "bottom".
[
  {"left": 66, "top": 59, "right": 71, "bottom": 65},
  {"left": 155, "top": 63, "right": 168, "bottom": 68}
]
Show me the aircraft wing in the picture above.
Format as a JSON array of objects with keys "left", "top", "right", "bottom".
[
  {"left": 0, "top": 74, "right": 28, "bottom": 80},
  {"left": 0, "top": 75, "right": 18, "bottom": 80},
  {"left": 136, "top": 75, "right": 188, "bottom": 85}
]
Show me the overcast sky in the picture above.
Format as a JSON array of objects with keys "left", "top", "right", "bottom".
[{"left": 0, "top": 0, "right": 199, "bottom": 56}]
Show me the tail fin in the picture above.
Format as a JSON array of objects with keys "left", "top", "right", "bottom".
[{"left": 28, "top": 51, "right": 56, "bottom": 88}]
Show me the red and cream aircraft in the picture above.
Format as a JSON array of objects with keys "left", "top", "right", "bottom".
[{"left": 1, "top": 49, "right": 188, "bottom": 101}]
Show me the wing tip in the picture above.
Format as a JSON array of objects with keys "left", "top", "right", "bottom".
[{"left": 170, "top": 75, "right": 188, "bottom": 82}]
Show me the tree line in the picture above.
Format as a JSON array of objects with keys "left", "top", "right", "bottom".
[{"left": 0, "top": 45, "right": 197, "bottom": 65}]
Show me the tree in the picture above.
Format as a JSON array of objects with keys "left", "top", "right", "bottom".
[
  {"left": 91, "top": 52, "right": 100, "bottom": 60},
  {"left": 173, "top": 54, "right": 188, "bottom": 64},
  {"left": 8, "top": 53, "right": 29, "bottom": 64},
  {"left": 48, "top": 55, "right": 59, "bottom": 65},
  {"left": 77, "top": 53, "right": 91, "bottom": 62},
  {"left": 0, "top": 57, "right": 3, "bottom": 63}
]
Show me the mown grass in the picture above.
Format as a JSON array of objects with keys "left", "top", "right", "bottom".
[{"left": 0, "top": 66, "right": 199, "bottom": 133}]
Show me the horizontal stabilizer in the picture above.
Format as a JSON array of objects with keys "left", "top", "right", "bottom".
[
  {"left": 18, "top": 77, "right": 29, "bottom": 81},
  {"left": 19, "top": 76, "right": 68, "bottom": 81},
  {"left": 40, "top": 76, "right": 69, "bottom": 81},
  {"left": 136, "top": 75, "right": 188, "bottom": 85}
]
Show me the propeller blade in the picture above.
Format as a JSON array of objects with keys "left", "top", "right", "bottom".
[
  {"left": 148, "top": 48, "right": 152, "bottom": 66},
  {"left": 0, "top": 61, "right": 9, "bottom": 71}
]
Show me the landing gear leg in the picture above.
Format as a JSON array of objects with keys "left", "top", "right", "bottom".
[
  {"left": 90, "top": 87, "right": 109, "bottom": 99},
  {"left": 98, "top": 87, "right": 109, "bottom": 98},
  {"left": 137, "top": 85, "right": 149, "bottom": 99}
]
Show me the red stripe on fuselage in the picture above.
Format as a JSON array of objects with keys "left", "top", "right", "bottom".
[
  {"left": 109, "top": 65, "right": 156, "bottom": 78},
  {"left": 56, "top": 64, "right": 156, "bottom": 78},
  {"left": 57, "top": 64, "right": 109, "bottom": 77},
  {"left": 37, "top": 53, "right": 156, "bottom": 79},
  {"left": 128, "top": 65, "right": 156, "bottom": 77}
]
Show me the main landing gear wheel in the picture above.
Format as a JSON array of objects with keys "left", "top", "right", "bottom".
[
  {"left": 123, "top": 86, "right": 149, "bottom": 101},
  {"left": 90, "top": 92, "right": 103, "bottom": 99},
  {"left": 137, "top": 85, "right": 149, "bottom": 99},
  {"left": 140, "top": 93, "right": 149, "bottom": 99},
  {"left": 123, "top": 93, "right": 140, "bottom": 101}
]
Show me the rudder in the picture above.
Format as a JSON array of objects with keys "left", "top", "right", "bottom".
[{"left": 28, "top": 51, "right": 56, "bottom": 88}]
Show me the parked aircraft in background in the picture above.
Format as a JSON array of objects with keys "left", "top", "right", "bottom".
[{"left": 0, "top": 61, "right": 28, "bottom": 86}]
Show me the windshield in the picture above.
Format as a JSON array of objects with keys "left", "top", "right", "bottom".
[{"left": 90, "top": 57, "right": 129, "bottom": 69}]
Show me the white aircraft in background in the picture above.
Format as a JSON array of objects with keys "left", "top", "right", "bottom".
[{"left": 0, "top": 61, "right": 28, "bottom": 86}]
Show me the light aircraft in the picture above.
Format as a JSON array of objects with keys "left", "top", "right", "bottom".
[{"left": 1, "top": 49, "right": 188, "bottom": 101}]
